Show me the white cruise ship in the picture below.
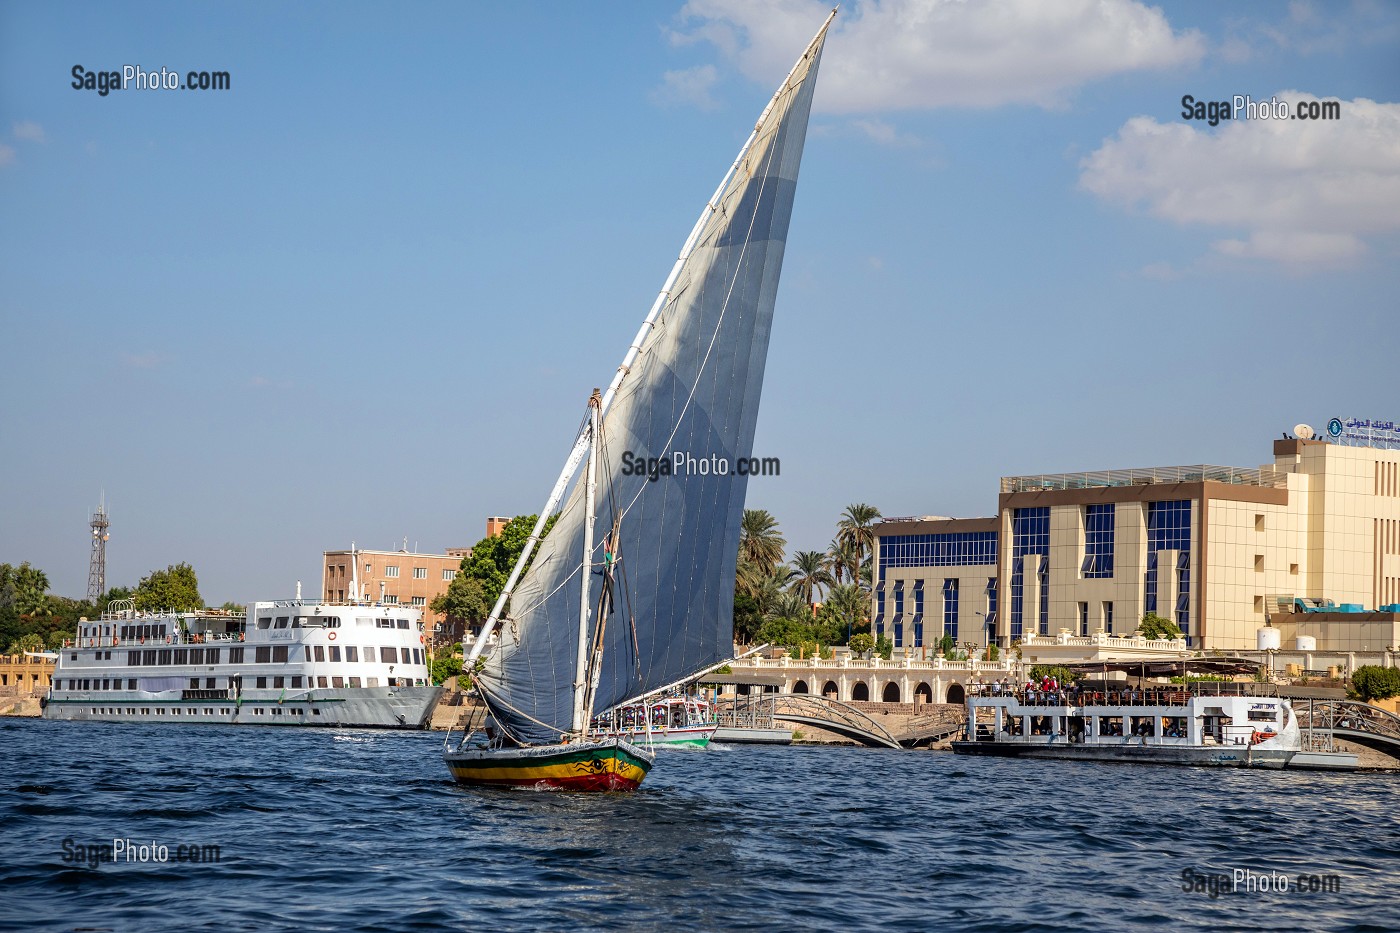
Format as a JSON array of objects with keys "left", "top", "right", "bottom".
[{"left": 43, "top": 599, "right": 442, "bottom": 728}]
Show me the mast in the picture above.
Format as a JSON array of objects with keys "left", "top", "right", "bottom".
[
  {"left": 461, "top": 9, "right": 838, "bottom": 668},
  {"left": 572, "top": 390, "right": 601, "bottom": 735}
]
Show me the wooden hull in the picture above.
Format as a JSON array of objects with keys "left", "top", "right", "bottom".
[{"left": 444, "top": 737, "right": 654, "bottom": 791}]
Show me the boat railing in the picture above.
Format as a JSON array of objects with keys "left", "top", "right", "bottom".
[
  {"left": 67, "top": 632, "right": 248, "bottom": 649},
  {"left": 968, "top": 682, "right": 1276, "bottom": 707}
]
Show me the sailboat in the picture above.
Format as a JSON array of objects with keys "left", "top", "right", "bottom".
[{"left": 444, "top": 10, "right": 834, "bottom": 791}]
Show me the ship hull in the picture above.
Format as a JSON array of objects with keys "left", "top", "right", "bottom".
[
  {"left": 952, "top": 739, "right": 1297, "bottom": 769},
  {"left": 42, "top": 685, "right": 442, "bottom": 729},
  {"left": 444, "top": 737, "right": 654, "bottom": 791},
  {"left": 595, "top": 724, "right": 717, "bottom": 750}
]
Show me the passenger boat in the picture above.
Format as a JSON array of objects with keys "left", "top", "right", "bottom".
[
  {"left": 952, "top": 682, "right": 1357, "bottom": 770},
  {"left": 592, "top": 695, "right": 718, "bottom": 750},
  {"left": 43, "top": 598, "right": 441, "bottom": 728},
  {"left": 443, "top": 12, "right": 834, "bottom": 791}
]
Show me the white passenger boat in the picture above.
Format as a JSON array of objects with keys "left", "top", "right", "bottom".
[
  {"left": 43, "top": 599, "right": 441, "bottom": 728},
  {"left": 952, "top": 682, "right": 1357, "bottom": 770},
  {"left": 592, "top": 696, "right": 718, "bottom": 750}
]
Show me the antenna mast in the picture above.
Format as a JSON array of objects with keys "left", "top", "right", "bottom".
[{"left": 87, "top": 498, "right": 110, "bottom": 602}]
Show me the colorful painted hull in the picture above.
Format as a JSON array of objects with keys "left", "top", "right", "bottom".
[
  {"left": 596, "top": 724, "right": 716, "bottom": 749},
  {"left": 443, "top": 737, "right": 654, "bottom": 791}
]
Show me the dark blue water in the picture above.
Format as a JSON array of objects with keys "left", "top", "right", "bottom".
[{"left": 2, "top": 718, "right": 1398, "bottom": 932}]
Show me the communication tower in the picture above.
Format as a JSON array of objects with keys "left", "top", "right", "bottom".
[{"left": 88, "top": 500, "right": 110, "bottom": 603}]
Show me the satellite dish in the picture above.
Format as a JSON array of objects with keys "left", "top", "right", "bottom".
[{"left": 1294, "top": 423, "right": 1314, "bottom": 440}]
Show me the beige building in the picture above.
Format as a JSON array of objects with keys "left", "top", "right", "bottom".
[
  {"left": 875, "top": 426, "right": 1400, "bottom": 653},
  {"left": 0, "top": 653, "right": 53, "bottom": 695},
  {"left": 322, "top": 546, "right": 471, "bottom": 643}
]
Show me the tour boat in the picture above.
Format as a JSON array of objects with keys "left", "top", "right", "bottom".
[
  {"left": 592, "top": 695, "right": 718, "bottom": 750},
  {"left": 952, "top": 682, "right": 1357, "bottom": 770},
  {"left": 44, "top": 598, "right": 441, "bottom": 728},
  {"left": 443, "top": 12, "right": 834, "bottom": 791}
]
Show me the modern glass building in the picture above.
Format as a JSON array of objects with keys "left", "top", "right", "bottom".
[{"left": 873, "top": 429, "right": 1400, "bottom": 651}]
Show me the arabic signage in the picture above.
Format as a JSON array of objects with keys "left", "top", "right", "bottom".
[{"left": 1326, "top": 416, "right": 1400, "bottom": 450}]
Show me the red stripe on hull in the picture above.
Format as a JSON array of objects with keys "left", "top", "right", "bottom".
[{"left": 466, "top": 772, "right": 644, "bottom": 792}]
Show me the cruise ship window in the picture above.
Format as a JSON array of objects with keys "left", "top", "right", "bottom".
[
  {"left": 349, "top": 677, "right": 361, "bottom": 687},
  {"left": 380, "top": 647, "right": 397, "bottom": 663},
  {"left": 396, "top": 619, "right": 409, "bottom": 630},
  {"left": 274, "top": 618, "right": 289, "bottom": 629},
  {"left": 229, "top": 647, "right": 244, "bottom": 664},
  {"left": 367, "top": 677, "right": 378, "bottom": 687},
  {"left": 327, "top": 617, "right": 340, "bottom": 628},
  {"left": 255, "top": 647, "right": 271, "bottom": 663},
  {"left": 329, "top": 646, "right": 341, "bottom": 662},
  {"left": 128, "top": 679, "right": 137, "bottom": 690},
  {"left": 205, "top": 678, "right": 216, "bottom": 689},
  {"left": 345, "top": 646, "right": 358, "bottom": 662},
  {"left": 291, "top": 676, "right": 302, "bottom": 688},
  {"left": 256, "top": 677, "right": 267, "bottom": 688},
  {"left": 332, "top": 676, "right": 344, "bottom": 688},
  {"left": 158, "top": 650, "right": 172, "bottom": 665},
  {"left": 273, "top": 646, "right": 288, "bottom": 663},
  {"left": 189, "top": 678, "right": 199, "bottom": 689},
  {"left": 313, "top": 646, "right": 325, "bottom": 662},
  {"left": 317, "top": 676, "right": 328, "bottom": 688},
  {"left": 174, "top": 649, "right": 188, "bottom": 664},
  {"left": 257, "top": 618, "right": 272, "bottom": 630},
  {"left": 207, "top": 648, "right": 221, "bottom": 664},
  {"left": 127, "top": 651, "right": 140, "bottom": 666},
  {"left": 273, "top": 676, "right": 284, "bottom": 688}
]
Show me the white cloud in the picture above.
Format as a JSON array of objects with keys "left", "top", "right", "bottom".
[
  {"left": 850, "top": 118, "right": 920, "bottom": 148},
  {"left": 13, "top": 121, "right": 45, "bottom": 143},
  {"left": 651, "top": 64, "right": 721, "bottom": 111},
  {"left": 673, "top": 0, "right": 1204, "bottom": 113},
  {"left": 1079, "top": 93, "right": 1400, "bottom": 266}
]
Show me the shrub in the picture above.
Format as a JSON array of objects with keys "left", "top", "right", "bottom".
[{"left": 1351, "top": 665, "right": 1400, "bottom": 702}]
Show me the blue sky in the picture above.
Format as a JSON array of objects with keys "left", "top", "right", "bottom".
[{"left": 2, "top": 0, "right": 1397, "bottom": 604}]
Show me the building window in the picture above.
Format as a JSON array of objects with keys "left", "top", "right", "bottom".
[
  {"left": 1082, "top": 504, "right": 1115, "bottom": 578},
  {"left": 985, "top": 578, "right": 998, "bottom": 643},
  {"left": 942, "top": 579, "right": 958, "bottom": 642},
  {"left": 411, "top": 596, "right": 426, "bottom": 607},
  {"left": 1145, "top": 499, "right": 1192, "bottom": 642},
  {"left": 1010, "top": 508, "right": 1048, "bottom": 640},
  {"left": 1078, "top": 602, "right": 1089, "bottom": 637},
  {"left": 892, "top": 581, "right": 904, "bottom": 648},
  {"left": 443, "top": 569, "right": 457, "bottom": 581},
  {"left": 383, "top": 595, "right": 399, "bottom": 605},
  {"left": 873, "top": 583, "right": 885, "bottom": 639},
  {"left": 911, "top": 580, "right": 925, "bottom": 647},
  {"left": 385, "top": 566, "right": 400, "bottom": 578},
  {"left": 1103, "top": 601, "right": 1114, "bottom": 635},
  {"left": 413, "top": 567, "right": 427, "bottom": 580},
  {"left": 877, "top": 531, "right": 997, "bottom": 582}
]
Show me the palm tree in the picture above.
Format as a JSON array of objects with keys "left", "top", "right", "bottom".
[
  {"left": 753, "top": 566, "right": 797, "bottom": 618},
  {"left": 837, "top": 503, "right": 882, "bottom": 578},
  {"left": 789, "top": 550, "right": 833, "bottom": 608},
  {"left": 826, "top": 583, "right": 869, "bottom": 642},
  {"left": 740, "top": 509, "right": 786, "bottom": 576},
  {"left": 825, "top": 536, "right": 860, "bottom": 588}
]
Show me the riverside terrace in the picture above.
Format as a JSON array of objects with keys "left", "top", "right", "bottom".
[{"left": 725, "top": 632, "right": 1193, "bottom": 706}]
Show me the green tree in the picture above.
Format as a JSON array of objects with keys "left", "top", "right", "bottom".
[
  {"left": 848, "top": 632, "right": 874, "bottom": 656},
  {"left": 939, "top": 632, "right": 956, "bottom": 659},
  {"left": 788, "top": 550, "right": 833, "bottom": 608},
  {"left": 836, "top": 503, "right": 881, "bottom": 582},
  {"left": 739, "top": 509, "right": 786, "bottom": 576},
  {"left": 220, "top": 601, "right": 245, "bottom": 613},
  {"left": 824, "top": 536, "right": 860, "bottom": 588},
  {"left": 132, "top": 563, "right": 203, "bottom": 612},
  {"left": 430, "top": 575, "right": 492, "bottom": 635},
  {"left": 1138, "top": 613, "right": 1182, "bottom": 640},
  {"left": 4, "top": 632, "right": 44, "bottom": 656},
  {"left": 732, "top": 592, "right": 763, "bottom": 645},
  {"left": 431, "top": 654, "right": 464, "bottom": 686},
  {"left": 1030, "top": 664, "right": 1079, "bottom": 685},
  {"left": 874, "top": 633, "right": 894, "bottom": 660},
  {"left": 455, "top": 514, "right": 559, "bottom": 611},
  {"left": 1351, "top": 665, "right": 1400, "bottom": 702},
  {"left": 824, "top": 583, "right": 868, "bottom": 643}
]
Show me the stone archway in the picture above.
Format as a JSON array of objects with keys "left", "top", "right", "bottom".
[
  {"left": 822, "top": 680, "right": 839, "bottom": 698},
  {"left": 946, "top": 682, "right": 966, "bottom": 704},
  {"left": 852, "top": 682, "right": 870, "bottom": 701},
  {"left": 792, "top": 679, "right": 809, "bottom": 694},
  {"left": 882, "top": 682, "right": 901, "bottom": 703},
  {"left": 914, "top": 682, "right": 932, "bottom": 703}
]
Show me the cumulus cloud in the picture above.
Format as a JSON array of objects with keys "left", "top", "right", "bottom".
[
  {"left": 651, "top": 64, "right": 722, "bottom": 110},
  {"left": 13, "top": 121, "right": 45, "bottom": 143},
  {"left": 672, "top": 0, "right": 1204, "bottom": 112},
  {"left": 1079, "top": 93, "right": 1400, "bottom": 266}
]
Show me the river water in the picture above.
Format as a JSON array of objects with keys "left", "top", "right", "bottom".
[{"left": 1, "top": 718, "right": 1397, "bottom": 932}]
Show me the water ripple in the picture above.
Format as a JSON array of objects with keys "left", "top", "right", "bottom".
[{"left": 0, "top": 719, "right": 1398, "bottom": 932}]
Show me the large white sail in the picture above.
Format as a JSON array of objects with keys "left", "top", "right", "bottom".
[{"left": 478, "top": 17, "right": 831, "bottom": 745}]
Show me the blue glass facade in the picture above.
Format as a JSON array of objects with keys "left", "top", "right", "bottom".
[
  {"left": 1145, "top": 499, "right": 1192, "bottom": 642},
  {"left": 1082, "top": 504, "right": 1115, "bottom": 578},
  {"left": 943, "top": 579, "right": 958, "bottom": 641},
  {"left": 1009, "top": 508, "right": 1049, "bottom": 640},
  {"left": 892, "top": 580, "right": 904, "bottom": 648},
  {"left": 912, "top": 580, "right": 924, "bottom": 647},
  {"left": 878, "top": 532, "right": 997, "bottom": 581},
  {"left": 985, "top": 578, "right": 998, "bottom": 643}
]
